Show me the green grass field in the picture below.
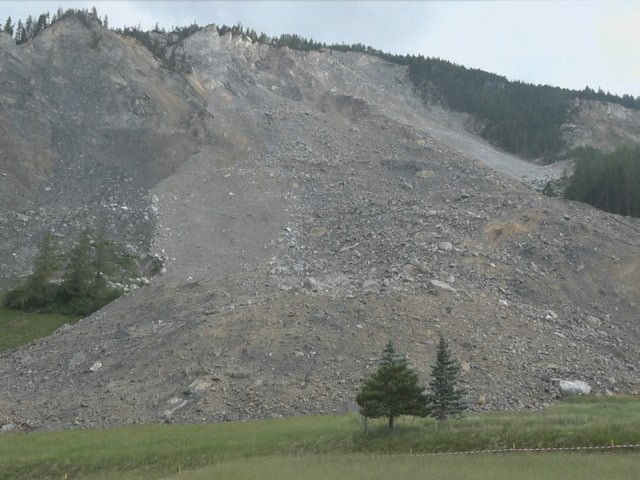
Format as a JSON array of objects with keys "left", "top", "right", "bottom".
[
  {"left": 0, "top": 305, "right": 80, "bottom": 351},
  {"left": 164, "top": 453, "right": 640, "bottom": 480},
  {"left": 1, "top": 397, "right": 640, "bottom": 479}
]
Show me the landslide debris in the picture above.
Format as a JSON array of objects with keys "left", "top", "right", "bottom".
[{"left": 1, "top": 19, "right": 640, "bottom": 431}]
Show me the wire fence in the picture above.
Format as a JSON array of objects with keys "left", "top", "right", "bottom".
[{"left": 371, "top": 442, "right": 640, "bottom": 457}]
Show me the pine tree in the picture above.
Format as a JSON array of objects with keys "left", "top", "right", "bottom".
[
  {"left": 356, "top": 341, "right": 426, "bottom": 430},
  {"left": 15, "top": 19, "right": 26, "bottom": 44},
  {"left": 34, "top": 13, "right": 49, "bottom": 37},
  {"left": 53, "top": 7, "right": 64, "bottom": 23},
  {"left": 3, "top": 17, "right": 13, "bottom": 36},
  {"left": 60, "top": 228, "right": 126, "bottom": 315},
  {"left": 5, "top": 227, "right": 134, "bottom": 315},
  {"left": 4, "top": 230, "right": 59, "bottom": 310},
  {"left": 25, "top": 15, "right": 33, "bottom": 40},
  {"left": 60, "top": 227, "right": 95, "bottom": 310},
  {"left": 27, "top": 230, "right": 58, "bottom": 299},
  {"left": 425, "top": 336, "right": 466, "bottom": 422}
]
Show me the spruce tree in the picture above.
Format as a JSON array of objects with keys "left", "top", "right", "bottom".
[
  {"left": 60, "top": 228, "right": 125, "bottom": 315},
  {"left": 356, "top": 341, "right": 426, "bottom": 430},
  {"left": 4, "top": 230, "right": 59, "bottom": 310},
  {"left": 25, "top": 15, "right": 33, "bottom": 40},
  {"left": 3, "top": 17, "right": 13, "bottom": 37},
  {"left": 425, "top": 336, "right": 466, "bottom": 422},
  {"left": 15, "top": 19, "right": 25, "bottom": 44},
  {"left": 5, "top": 227, "right": 134, "bottom": 315},
  {"left": 34, "top": 13, "right": 49, "bottom": 37},
  {"left": 60, "top": 227, "right": 95, "bottom": 312}
]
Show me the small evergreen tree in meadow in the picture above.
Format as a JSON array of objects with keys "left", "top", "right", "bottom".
[
  {"left": 425, "top": 335, "right": 467, "bottom": 423},
  {"left": 356, "top": 341, "right": 426, "bottom": 430}
]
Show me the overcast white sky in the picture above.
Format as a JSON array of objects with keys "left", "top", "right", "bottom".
[{"left": 3, "top": 1, "right": 639, "bottom": 97}]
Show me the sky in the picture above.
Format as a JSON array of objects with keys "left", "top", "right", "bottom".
[{"left": 2, "top": 1, "right": 639, "bottom": 98}]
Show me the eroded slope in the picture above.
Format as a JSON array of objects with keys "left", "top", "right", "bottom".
[{"left": 1, "top": 22, "right": 640, "bottom": 430}]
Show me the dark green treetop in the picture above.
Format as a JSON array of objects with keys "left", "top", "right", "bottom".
[
  {"left": 356, "top": 341, "right": 426, "bottom": 430},
  {"left": 425, "top": 335, "right": 467, "bottom": 422},
  {"left": 563, "top": 145, "right": 640, "bottom": 218},
  {"left": 3, "top": 17, "right": 14, "bottom": 36},
  {"left": 4, "top": 230, "right": 59, "bottom": 310}
]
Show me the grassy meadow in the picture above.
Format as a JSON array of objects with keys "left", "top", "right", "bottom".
[
  {"left": 1, "top": 397, "right": 640, "bottom": 479},
  {"left": 0, "top": 305, "right": 80, "bottom": 351},
  {"left": 163, "top": 453, "right": 640, "bottom": 480}
]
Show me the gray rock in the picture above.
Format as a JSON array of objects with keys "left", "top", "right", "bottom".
[
  {"left": 0, "top": 423, "right": 17, "bottom": 432},
  {"left": 55, "top": 324, "right": 73, "bottom": 335},
  {"left": 68, "top": 352, "right": 87, "bottom": 370},
  {"left": 585, "top": 315, "right": 601, "bottom": 327},
  {"left": 89, "top": 361, "right": 102, "bottom": 372},
  {"left": 555, "top": 379, "right": 592, "bottom": 396},
  {"left": 114, "top": 327, "right": 129, "bottom": 339},
  {"left": 362, "top": 278, "right": 380, "bottom": 292},
  {"left": 184, "top": 378, "right": 211, "bottom": 396},
  {"left": 430, "top": 279, "right": 456, "bottom": 292},
  {"left": 159, "top": 397, "right": 189, "bottom": 421},
  {"left": 438, "top": 241, "right": 453, "bottom": 251}
]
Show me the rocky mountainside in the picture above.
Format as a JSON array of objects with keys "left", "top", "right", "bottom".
[
  {"left": 2, "top": 17, "right": 640, "bottom": 430},
  {"left": 563, "top": 98, "right": 640, "bottom": 153},
  {"left": 0, "top": 19, "right": 209, "bottom": 280}
]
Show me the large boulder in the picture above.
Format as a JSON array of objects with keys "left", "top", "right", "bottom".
[{"left": 556, "top": 379, "right": 592, "bottom": 396}]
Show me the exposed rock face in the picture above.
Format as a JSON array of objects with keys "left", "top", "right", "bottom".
[
  {"left": 563, "top": 98, "right": 640, "bottom": 152},
  {"left": 1, "top": 18, "right": 640, "bottom": 430},
  {"left": 0, "top": 17, "right": 207, "bottom": 281}
]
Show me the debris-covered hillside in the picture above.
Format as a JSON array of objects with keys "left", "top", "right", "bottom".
[{"left": 1, "top": 16, "right": 640, "bottom": 430}]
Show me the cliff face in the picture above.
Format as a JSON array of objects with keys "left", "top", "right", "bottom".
[
  {"left": 1, "top": 18, "right": 640, "bottom": 430},
  {"left": 562, "top": 98, "right": 640, "bottom": 152},
  {"left": 0, "top": 17, "right": 209, "bottom": 280}
]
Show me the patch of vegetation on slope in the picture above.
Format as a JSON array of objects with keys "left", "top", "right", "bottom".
[
  {"left": 0, "top": 305, "right": 81, "bottom": 351},
  {"left": 405, "top": 58, "right": 571, "bottom": 161},
  {"left": 4, "top": 228, "right": 157, "bottom": 316},
  {"left": 563, "top": 145, "right": 640, "bottom": 217}
]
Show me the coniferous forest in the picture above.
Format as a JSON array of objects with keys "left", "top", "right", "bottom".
[
  {"left": 564, "top": 146, "right": 640, "bottom": 218},
  {"left": 3, "top": 228, "right": 144, "bottom": 315},
  {"left": 2, "top": 7, "right": 640, "bottom": 217}
]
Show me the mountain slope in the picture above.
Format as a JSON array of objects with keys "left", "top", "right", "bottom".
[
  {"left": 0, "top": 18, "right": 208, "bottom": 281},
  {"left": 1, "top": 19, "right": 640, "bottom": 430}
]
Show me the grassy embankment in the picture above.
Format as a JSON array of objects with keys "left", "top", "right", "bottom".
[
  {"left": 0, "top": 305, "right": 81, "bottom": 351},
  {"left": 1, "top": 397, "right": 640, "bottom": 479}
]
